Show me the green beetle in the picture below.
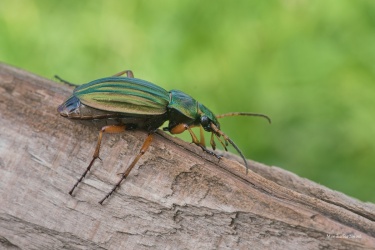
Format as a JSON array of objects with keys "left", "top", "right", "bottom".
[{"left": 57, "top": 70, "right": 270, "bottom": 204}]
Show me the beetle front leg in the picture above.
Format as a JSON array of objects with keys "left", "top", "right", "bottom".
[
  {"left": 69, "top": 125, "right": 126, "bottom": 195},
  {"left": 169, "top": 124, "right": 222, "bottom": 161}
]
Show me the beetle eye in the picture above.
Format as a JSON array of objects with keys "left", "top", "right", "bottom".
[
  {"left": 200, "top": 116, "right": 209, "bottom": 125},
  {"left": 200, "top": 116, "right": 211, "bottom": 130}
]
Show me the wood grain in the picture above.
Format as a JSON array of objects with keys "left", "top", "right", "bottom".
[{"left": 0, "top": 63, "right": 374, "bottom": 249}]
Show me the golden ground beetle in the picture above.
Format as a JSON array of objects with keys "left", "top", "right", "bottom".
[{"left": 57, "top": 70, "right": 270, "bottom": 204}]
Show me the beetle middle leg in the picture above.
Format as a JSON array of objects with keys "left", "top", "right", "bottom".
[
  {"left": 99, "top": 132, "right": 154, "bottom": 205},
  {"left": 69, "top": 125, "right": 126, "bottom": 195}
]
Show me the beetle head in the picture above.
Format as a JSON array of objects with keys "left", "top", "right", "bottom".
[
  {"left": 198, "top": 103, "right": 271, "bottom": 174},
  {"left": 198, "top": 103, "right": 220, "bottom": 132}
]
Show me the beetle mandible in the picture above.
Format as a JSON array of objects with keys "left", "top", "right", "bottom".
[{"left": 57, "top": 70, "right": 270, "bottom": 204}]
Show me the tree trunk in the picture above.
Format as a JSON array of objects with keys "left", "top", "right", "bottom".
[{"left": 0, "top": 63, "right": 374, "bottom": 250}]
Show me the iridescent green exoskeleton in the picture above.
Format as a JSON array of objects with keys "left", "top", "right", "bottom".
[{"left": 57, "top": 70, "right": 270, "bottom": 204}]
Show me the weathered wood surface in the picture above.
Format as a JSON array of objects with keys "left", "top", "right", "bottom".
[{"left": 0, "top": 63, "right": 374, "bottom": 250}]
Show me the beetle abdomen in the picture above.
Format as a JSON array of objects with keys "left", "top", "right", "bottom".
[{"left": 58, "top": 95, "right": 166, "bottom": 130}]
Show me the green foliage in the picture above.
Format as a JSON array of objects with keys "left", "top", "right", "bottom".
[{"left": 1, "top": 0, "right": 374, "bottom": 202}]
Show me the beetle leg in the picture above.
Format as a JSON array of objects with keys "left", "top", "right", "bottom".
[
  {"left": 170, "top": 124, "right": 199, "bottom": 144},
  {"left": 210, "top": 132, "right": 216, "bottom": 150},
  {"left": 112, "top": 70, "right": 134, "bottom": 78},
  {"left": 171, "top": 124, "right": 206, "bottom": 147},
  {"left": 214, "top": 133, "right": 228, "bottom": 151},
  {"left": 99, "top": 132, "right": 154, "bottom": 205},
  {"left": 69, "top": 125, "right": 126, "bottom": 196},
  {"left": 199, "top": 126, "right": 206, "bottom": 147},
  {"left": 170, "top": 124, "right": 222, "bottom": 160},
  {"left": 54, "top": 75, "right": 78, "bottom": 87}
]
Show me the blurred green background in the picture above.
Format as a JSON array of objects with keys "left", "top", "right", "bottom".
[{"left": 1, "top": 0, "right": 374, "bottom": 202}]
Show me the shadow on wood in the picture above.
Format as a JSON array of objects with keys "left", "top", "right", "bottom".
[{"left": 0, "top": 63, "right": 374, "bottom": 249}]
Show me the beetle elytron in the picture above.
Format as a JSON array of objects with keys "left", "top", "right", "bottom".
[{"left": 57, "top": 70, "right": 270, "bottom": 204}]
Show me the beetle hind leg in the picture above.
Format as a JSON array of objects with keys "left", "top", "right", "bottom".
[
  {"left": 99, "top": 132, "right": 154, "bottom": 205},
  {"left": 54, "top": 75, "right": 79, "bottom": 87},
  {"left": 69, "top": 125, "right": 126, "bottom": 196}
]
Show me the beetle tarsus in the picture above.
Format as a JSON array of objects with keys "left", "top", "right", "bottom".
[
  {"left": 99, "top": 188, "right": 115, "bottom": 205},
  {"left": 198, "top": 144, "right": 222, "bottom": 160},
  {"left": 69, "top": 156, "right": 98, "bottom": 195},
  {"left": 99, "top": 175, "right": 124, "bottom": 205}
]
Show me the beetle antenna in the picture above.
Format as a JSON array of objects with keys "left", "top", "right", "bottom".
[
  {"left": 210, "top": 123, "right": 249, "bottom": 174},
  {"left": 216, "top": 112, "right": 271, "bottom": 124}
]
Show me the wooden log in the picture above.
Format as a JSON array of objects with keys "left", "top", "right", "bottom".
[{"left": 0, "top": 63, "right": 374, "bottom": 249}]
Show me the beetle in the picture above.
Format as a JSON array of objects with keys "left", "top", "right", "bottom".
[{"left": 57, "top": 70, "right": 270, "bottom": 204}]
